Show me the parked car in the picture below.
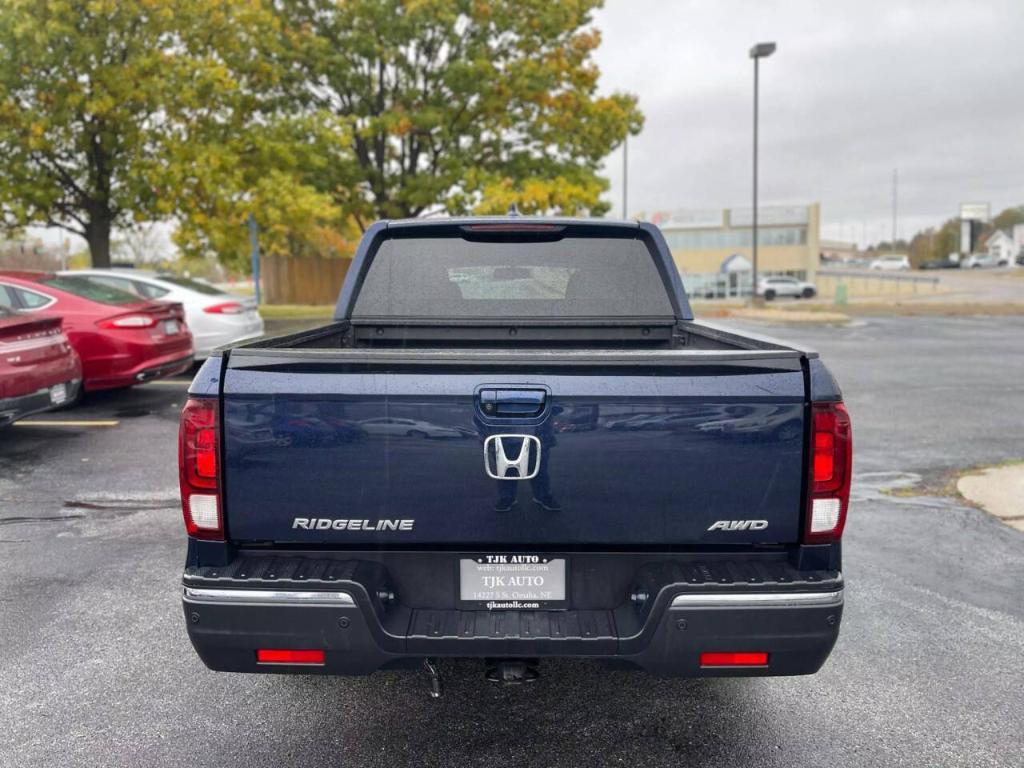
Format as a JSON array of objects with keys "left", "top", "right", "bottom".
[
  {"left": 756, "top": 276, "right": 817, "bottom": 300},
  {"left": 868, "top": 255, "right": 910, "bottom": 270},
  {"left": 961, "top": 253, "right": 1000, "bottom": 269},
  {"left": 357, "top": 417, "right": 466, "bottom": 439},
  {"left": 0, "top": 307, "right": 82, "bottom": 426},
  {"left": 180, "top": 217, "right": 851, "bottom": 687},
  {"left": 0, "top": 271, "right": 193, "bottom": 391},
  {"left": 63, "top": 270, "right": 263, "bottom": 359},
  {"left": 919, "top": 257, "right": 960, "bottom": 270}
]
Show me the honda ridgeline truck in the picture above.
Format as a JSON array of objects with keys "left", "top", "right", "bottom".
[{"left": 179, "top": 217, "right": 851, "bottom": 688}]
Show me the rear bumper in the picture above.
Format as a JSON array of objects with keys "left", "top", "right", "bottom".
[
  {"left": 182, "top": 556, "right": 843, "bottom": 678},
  {"left": 87, "top": 353, "right": 193, "bottom": 390},
  {"left": 0, "top": 378, "right": 81, "bottom": 426}
]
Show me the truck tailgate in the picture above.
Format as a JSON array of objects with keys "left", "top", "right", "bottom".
[{"left": 221, "top": 356, "right": 807, "bottom": 547}]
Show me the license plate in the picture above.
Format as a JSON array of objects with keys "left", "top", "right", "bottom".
[
  {"left": 162, "top": 320, "right": 179, "bottom": 335},
  {"left": 459, "top": 555, "right": 566, "bottom": 609},
  {"left": 49, "top": 383, "right": 67, "bottom": 405}
]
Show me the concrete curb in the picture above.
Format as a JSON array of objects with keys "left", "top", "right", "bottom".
[{"left": 726, "top": 308, "right": 850, "bottom": 325}]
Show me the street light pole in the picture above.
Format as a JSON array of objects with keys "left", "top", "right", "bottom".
[
  {"left": 622, "top": 134, "right": 628, "bottom": 219},
  {"left": 749, "top": 42, "right": 776, "bottom": 304}
]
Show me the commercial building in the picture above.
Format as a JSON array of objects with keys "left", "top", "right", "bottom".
[
  {"left": 985, "top": 227, "right": 1022, "bottom": 267},
  {"left": 820, "top": 239, "right": 859, "bottom": 264},
  {"left": 646, "top": 203, "right": 820, "bottom": 299}
]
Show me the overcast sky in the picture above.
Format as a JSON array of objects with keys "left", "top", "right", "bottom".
[{"left": 593, "top": 0, "right": 1024, "bottom": 245}]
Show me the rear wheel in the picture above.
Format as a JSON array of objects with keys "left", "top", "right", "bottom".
[
  {"left": 802, "top": 287, "right": 815, "bottom": 298},
  {"left": 764, "top": 289, "right": 776, "bottom": 301}
]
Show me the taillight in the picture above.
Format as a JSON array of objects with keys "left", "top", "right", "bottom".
[
  {"left": 203, "top": 301, "right": 245, "bottom": 315},
  {"left": 804, "top": 402, "right": 852, "bottom": 543},
  {"left": 178, "top": 397, "right": 223, "bottom": 540},
  {"left": 97, "top": 314, "right": 157, "bottom": 329}
]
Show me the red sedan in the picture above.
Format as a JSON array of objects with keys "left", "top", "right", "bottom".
[
  {"left": 0, "top": 271, "right": 194, "bottom": 391},
  {"left": 0, "top": 306, "right": 82, "bottom": 426}
]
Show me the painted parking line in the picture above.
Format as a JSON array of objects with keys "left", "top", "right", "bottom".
[{"left": 13, "top": 420, "right": 120, "bottom": 428}]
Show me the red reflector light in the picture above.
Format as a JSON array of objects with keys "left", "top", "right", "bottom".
[
  {"left": 700, "top": 652, "right": 768, "bottom": 667},
  {"left": 256, "top": 649, "right": 325, "bottom": 665}
]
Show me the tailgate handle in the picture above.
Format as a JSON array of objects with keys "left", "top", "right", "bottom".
[{"left": 480, "top": 389, "right": 546, "bottom": 417}]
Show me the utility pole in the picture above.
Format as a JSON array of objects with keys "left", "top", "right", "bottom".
[
  {"left": 622, "top": 135, "right": 628, "bottom": 219},
  {"left": 248, "top": 213, "right": 261, "bottom": 305},
  {"left": 891, "top": 168, "right": 898, "bottom": 249},
  {"left": 749, "top": 42, "right": 776, "bottom": 303}
]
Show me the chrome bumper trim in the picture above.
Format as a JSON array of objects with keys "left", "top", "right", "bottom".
[
  {"left": 183, "top": 586, "right": 355, "bottom": 607},
  {"left": 671, "top": 589, "right": 843, "bottom": 608}
]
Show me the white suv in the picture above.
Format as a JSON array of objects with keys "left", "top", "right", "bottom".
[
  {"left": 756, "top": 276, "right": 817, "bottom": 301},
  {"left": 868, "top": 255, "right": 911, "bottom": 271},
  {"left": 961, "top": 253, "right": 1000, "bottom": 269}
]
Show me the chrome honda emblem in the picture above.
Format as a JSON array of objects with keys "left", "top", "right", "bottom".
[{"left": 484, "top": 435, "right": 541, "bottom": 480}]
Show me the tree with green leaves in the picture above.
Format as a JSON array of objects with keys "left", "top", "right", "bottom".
[
  {"left": 0, "top": 0, "right": 335, "bottom": 269},
  {"left": 1, "top": 0, "right": 641, "bottom": 271},
  {"left": 277, "top": 0, "right": 642, "bottom": 228},
  {"left": 991, "top": 205, "right": 1024, "bottom": 234}
]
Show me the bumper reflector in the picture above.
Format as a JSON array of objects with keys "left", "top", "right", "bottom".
[
  {"left": 256, "top": 649, "right": 325, "bottom": 665},
  {"left": 700, "top": 652, "right": 769, "bottom": 667}
]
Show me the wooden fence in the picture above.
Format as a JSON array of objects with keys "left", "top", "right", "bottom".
[{"left": 262, "top": 254, "right": 353, "bottom": 305}]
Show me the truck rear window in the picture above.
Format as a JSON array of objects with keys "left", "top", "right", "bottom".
[{"left": 352, "top": 236, "right": 674, "bottom": 319}]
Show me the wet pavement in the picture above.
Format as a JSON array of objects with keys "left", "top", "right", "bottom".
[{"left": 1, "top": 316, "right": 1022, "bottom": 767}]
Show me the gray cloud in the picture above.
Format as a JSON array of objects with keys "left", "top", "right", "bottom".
[{"left": 594, "top": 0, "right": 1024, "bottom": 244}]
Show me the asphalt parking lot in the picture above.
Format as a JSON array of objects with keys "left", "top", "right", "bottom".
[{"left": 2, "top": 315, "right": 1022, "bottom": 767}]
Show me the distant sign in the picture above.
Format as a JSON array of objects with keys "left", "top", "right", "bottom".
[
  {"left": 959, "top": 203, "right": 990, "bottom": 222},
  {"left": 730, "top": 205, "right": 809, "bottom": 227},
  {"left": 650, "top": 208, "right": 724, "bottom": 229}
]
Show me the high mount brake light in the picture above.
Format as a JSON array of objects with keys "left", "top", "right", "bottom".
[
  {"left": 804, "top": 402, "right": 852, "bottom": 543},
  {"left": 179, "top": 397, "right": 223, "bottom": 540},
  {"left": 98, "top": 314, "right": 157, "bottom": 329},
  {"left": 204, "top": 301, "right": 246, "bottom": 315},
  {"left": 460, "top": 224, "right": 565, "bottom": 232}
]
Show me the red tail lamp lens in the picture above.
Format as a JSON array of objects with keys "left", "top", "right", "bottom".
[
  {"left": 204, "top": 302, "right": 246, "bottom": 315},
  {"left": 813, "top": 431, "right": 835, "bottom": 481},
  {"left": 178, "top": 398, "right": 223, "bottom": 540},
  {"left": 256, "top": 649, "right": 325, "bottom": 665},
  {"left": 804, "top": 402, "right": 853, "bottom": 543}
]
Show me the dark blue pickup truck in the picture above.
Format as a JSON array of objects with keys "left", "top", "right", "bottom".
[{"left": 179, "top": 217, "right": 851, "bottom": 690}]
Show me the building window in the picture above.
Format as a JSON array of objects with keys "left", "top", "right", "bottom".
[{"left": 664, "top": 226, "right": 807, "bottom": 250}]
